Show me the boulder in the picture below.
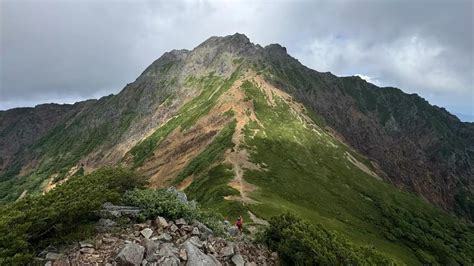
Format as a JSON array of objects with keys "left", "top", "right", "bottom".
[
  {"left": 181, "top": 225, "right": 193, "bottom": 232},
  {"left": 182, "top": 240, "right": 221, "bottom": 266},
  {"left": 179, "top": 248, "right": 188, "bottom": 261},
  {"left": 98, "top": 218, "right": 117, "bottom": 227},
  {"left": 227, "top": 226, "right": 240, "bottom": 237},
  {"left": 193, "top": 221, "right": 213, "bottom": 240},
  {"left": 79, "top": 242, "right": 94, "bottom": 248},
  {"left": 39, "top": 245, "right": 58, "bottom": 258},
  {"left": 116, "top": 242, "right": 145, "bottom": 266},
  {"left": 45, "top": 252, "right": 63, "bottom": 261},
  {"left": 221, "top": 245, "right": 234, "bottom": 258},
  {"left": 169, "top": 224, "right": 179, "bottom": 233},
  {"left": 176, "top": 192, "right": 188, "bottom": 203},
  {"left": 156, "top": 216, "right": 169, "bottom": 229},
  {"left": 79, "top": 247, "right": 95, "bottom": 254},
  {"left": 191, "top": 227, "right": 200, "bottom": 236},
  {"left": 159, "top": 256, "right": 180, "bottom": 266},
  {"left": 175, "top": 218, "right": 187, "bottom": 226},
  {"left": 231, "top": 254, "right": 245, "bottom": 266},
  {"left": 157, "top": 233, "right": 173, "bottom": 242},
  {"left": 140, "top": 228, "right": 153, "bottom": 239},
  {"left": 187, "top": 236, "right": 203, "bottom": 248},
  {"left": 101, "top": 203, "right": 141, "bottom": 218},
  {"left": 158, "top": 242, "right": 178, "bottom": 258},
  {"left": 102, "top": 237, "right": 118, "bottom": 244},
  {"left": 141, "top": 238, "right": 159, "bottom": 260},
  {"left": 167, "top": 187, "right": 188, "bottom": 203}
]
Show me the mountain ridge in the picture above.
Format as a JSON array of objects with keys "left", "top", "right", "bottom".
[{"left": 1, "top": 33, "right": 473, "bottom": 264}]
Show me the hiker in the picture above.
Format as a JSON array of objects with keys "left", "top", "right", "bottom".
[{"left": 235, "top": 215, "right": 243, "bottom": 233}]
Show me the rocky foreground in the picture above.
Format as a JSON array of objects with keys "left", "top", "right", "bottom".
[{"left": 38, "top": 202, "right": 278, "bottom": 266}]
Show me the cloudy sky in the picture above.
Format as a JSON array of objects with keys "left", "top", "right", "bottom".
[{"left": 1, "top": 0, "right": 473, "bottom": 121}]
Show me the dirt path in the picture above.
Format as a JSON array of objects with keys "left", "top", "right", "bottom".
[
  {"left": 220, "top": 76, "right": 261, "bottom": 203},
  {"left": 248, "top": 211, "right": 269, "bottom": 226}
]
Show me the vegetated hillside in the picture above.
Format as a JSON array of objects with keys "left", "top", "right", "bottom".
[
  {"left": 0, "top": 103, "right": 78, "bottom": 178},
  {"left": 256, "top": 47, "right": 474, "bottom": 221},
  {"left": 0, "top": 33, "right": 473, "bottom": 264}
]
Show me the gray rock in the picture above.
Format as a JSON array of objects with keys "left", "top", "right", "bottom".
[
  {"left": 79, "top": 247, "right": 95, "bottom": 254},
  {"left": 194, "top": 221, "right": 213, "bottom": 240},
  {"left": 182, "top": 240, "right": 221, "bottom": 266},
  {"left": 194, "top": 222, "right": 213, "bottom": 235},
  {"left": 179, "top": 248, "right": 188, "bottom": 261},
  {"left": 79, "top": 242, "right": 94, "bottom": 248},
  {"left": 103, "top": 237, "right": 118, "bottom": 244},
  {"left": 45, "top": 252, "right": 63, "bottom": 261},
  {"left": 187, "top": 236, "right": 203, "bottom": 248},
  {"left": 116, "top": 242, "right": 145, "bottom": 266},
  {"left": 157, "top": 233, "right": 173, "bottom": 242},
  {"left": 39, "top": 245, "right": 58, "bottom": 258},
  {"left": 101, "top": 203, "right": 141, "bottom": 218},
  {"left": 181, "top": 225, "right": 193, "bottom": 232},
  {"left": 141, "top": 238, "right": 159, "bottom": 260},
  {"left": 175, "top": 218, "right": 187, "bottom": 226},
  {"left": 227, "top": 226, "right": 240, "bottom": 237},
  {"left": 158, "top": 243, "right": 178, "bottom": 258},
  {"left": 191, "top": 227, "right": 200, "bottom": 236},
  {"left": 169, "top": 224, "right": 179, "bottom": 233},
  {"left": 140, "top": 228, "right": 153, "bottom": 239},
  {"left": 98, "top": 218, "right": 117, "bottom": 227},
  {"left": 167, "top": 187, "right": 188, "bottom": 203},
  {"left": 156, "top": 216, "right": 169, "bottom": 228},
  {"left": 231, "top": 254, "right": 245, "bottom": 266},
  {"left": 221, "top": 245, "right": 234, "bottom": 257},
  {"left": 159, "top": 257, "right": 180, "bottom": 266},
  {"left": 169, "top": 224, "right": 179, "bottom": 232}
]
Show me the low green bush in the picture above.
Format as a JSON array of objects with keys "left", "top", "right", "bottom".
[
  {"left": 260, "top": 213, "right": 393, "bottom": 265},
  {"left": 122, "top": 188, "right": 224, "bottom": 235},
  {"left": 0, "top": 167, "right": 146, "bottom": 264}
]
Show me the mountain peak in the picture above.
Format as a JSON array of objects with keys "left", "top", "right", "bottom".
[
  {"left": 200, "top": 33, "right": 250, "bottom": 46},
  {"left": 264, "top": 43, "right": 287, "bottom": 54},
  {"left": 196, "top": 33, "right": 255, "bottom": 55}
]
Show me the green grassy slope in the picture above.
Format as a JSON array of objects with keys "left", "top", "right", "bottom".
[
  {"left": 175, "top": 75, "right": 473, "bottom": 264},
  {"left": 238, "top": 80, "right": 473, "bottom": 264},
  {"left": 129, "top": 69, "right": 241, "bottom": 168}
]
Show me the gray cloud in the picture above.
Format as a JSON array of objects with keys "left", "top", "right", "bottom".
[{"left": 1, "top": 0, "right": 473, "bottom": 120}]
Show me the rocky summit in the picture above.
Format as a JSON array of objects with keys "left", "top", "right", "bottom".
[{"left": 0, "top": 34, "right": 473, "bottom": 265}]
